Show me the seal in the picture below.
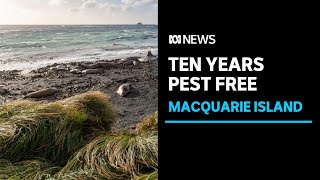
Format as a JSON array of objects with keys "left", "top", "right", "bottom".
[
  {"left": 24, "top": 88, "right": 58, "bottom": 98},
  {"left": 49, "top": 65, "right": 67, "bottom": 71},
  {"left": 70, "top": 69, "right": 82, "bottom": 74},
  {"left": 80, "top": 63, "right": 100, "bottom": 69},
  {"left": 139, "top": 51, "right": 157, "bottom": 62},
  {"left": 80, "top": 62, "right": 113, "bottom": 69},
  {"left": 82, "top": 69, "right": 103, "bottom": 74},
  {"left": 97, "top": 62, "right": 113, "bottom": 68},
  {"left": 116, "top": 83, "right": 133, "bottom": 97},
  {"left": 132, "top": 60, "right": 139, "bottom": 66}
]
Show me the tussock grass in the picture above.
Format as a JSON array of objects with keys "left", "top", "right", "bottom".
[
  {"left": 0, "top": 93, "right": 158, "bottom": 180},
  {"left": 136, "top": 112, "right": 158, "bottom": 134},
  {"left": 0, "top": 91, "right": 115, "bottom": 166},
  {"left": 132, "top": 170, "right": 158, "bottom": 180},
  {"left": 0, "top": 158, "right": 60, "bottom": 180},
  {"left": 58, "top": 131, "right": 158, "bottom": 179}
]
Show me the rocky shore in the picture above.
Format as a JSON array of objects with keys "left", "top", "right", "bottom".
[{"left": 0, "top": 56, "right": 158, "bottom": 129}]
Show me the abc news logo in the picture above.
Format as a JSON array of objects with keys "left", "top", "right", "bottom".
[{"left": 169, "top": 35, "right": 216, "bottom": 45}]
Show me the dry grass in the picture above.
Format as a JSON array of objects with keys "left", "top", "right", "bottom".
[
  {"left": 57, "top": 131, "right": 158, "bottom": 179},
  {"left": 0, "top": 93, "right": 158, "bottom": 180},
  {"left": 0, "top": 91, "right": 115, "bottom": 166},
  {"left": 132, "top": 170, "right": 158, "bottom": 180},
  {"left": 135, "top": 112, "right": 158, "bottom": 135},
  {"left": 0, "top": 159, "right": 60, "bottom": 180}
]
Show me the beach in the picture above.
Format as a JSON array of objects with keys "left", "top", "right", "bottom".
[
  {"left": 0, "top": 57, "right": 158, "bottom": 129},
  {"left": 0, "top": 24, "right": 159, "bottom": 178},
  {"left": 0, "top": 25, "right": 158, "bottom": 129}
]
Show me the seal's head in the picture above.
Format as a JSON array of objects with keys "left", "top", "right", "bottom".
[{"left": 147, "top": 51, "right": 154, "bottom": 57}]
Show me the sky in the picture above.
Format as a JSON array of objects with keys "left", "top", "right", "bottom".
[{"left": 0, "top": 0, "right": 158, "bottom": 25}]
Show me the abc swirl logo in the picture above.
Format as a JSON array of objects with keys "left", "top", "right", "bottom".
[{"left": 169, "top": 35, "right": 182, "bottom": 44}]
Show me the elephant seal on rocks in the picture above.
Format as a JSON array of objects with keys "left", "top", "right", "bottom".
[
  {"left": 116, "top": 83, "right": 134, "bottom": 97},
  {"left": 80, "top": 62, "right": 113, "bottom": 69},
  {"left": 80, "top": 63, "right": 100, "bottom": 69},
  {"left": 139, "top": 51, "right": 157, "bottom": 62},
  {"left": 97, "top": 62, "right": 113, "bottom": 68},
  {"left": 24, "top": 88, "right": 58, "bottom": 98},
  {"left": 132, "top": 60, "right": 139, "bottom": 66},
  {"left": 82, "top": 69, "right": 103, "bottom": 74},
  {"left": 49, "top": 65, "right": 67, "bottom": 71},
  {"left": 70, "top": 69, "right": 82, "bottom": 74}
]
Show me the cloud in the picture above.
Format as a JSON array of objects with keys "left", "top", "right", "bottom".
[
  {"left": 121, "top": 0, "right": 158, "bottom": 7},
  {"left": 69, "top": 0, "right": 158, "bottom": 13},
  {"left": 48, "top": 0, "right": 68, "bottom": 6},
  {"left": 81, "top": 0, "right": 97, "bottom": 9},
  {"left": 100, "top": 3, "right": 121, "bottom": 11},
  {"left": 101, "top": 0, "right": 158, "bottom": 12}
]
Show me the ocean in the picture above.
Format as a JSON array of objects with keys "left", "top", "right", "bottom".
[{"left": 0, "top": 25, "right": 158, "bottom": 72}]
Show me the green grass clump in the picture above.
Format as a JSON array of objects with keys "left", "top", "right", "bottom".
[
  {"left": 132, "top": 170, "right": 158, "bottom": 180},
  {"left": 58, "top": 131, "right": 158, "bottom": 180},
  {"left": 0, "top": 91, "right": 115, "bottom": 166},
  {"left": 135, "top": 112, "right": 158, "bottom": 134},
  {"left": 60, "top": 91, "right": 116, "bottom": 130}
]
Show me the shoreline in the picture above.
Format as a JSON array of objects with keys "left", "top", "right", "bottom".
[
  {"left": 0, "top": 57, "right": 158, "bottom": 129},
  {"left": 0, "top": 47, "right": 158, "bottom": 72}
]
